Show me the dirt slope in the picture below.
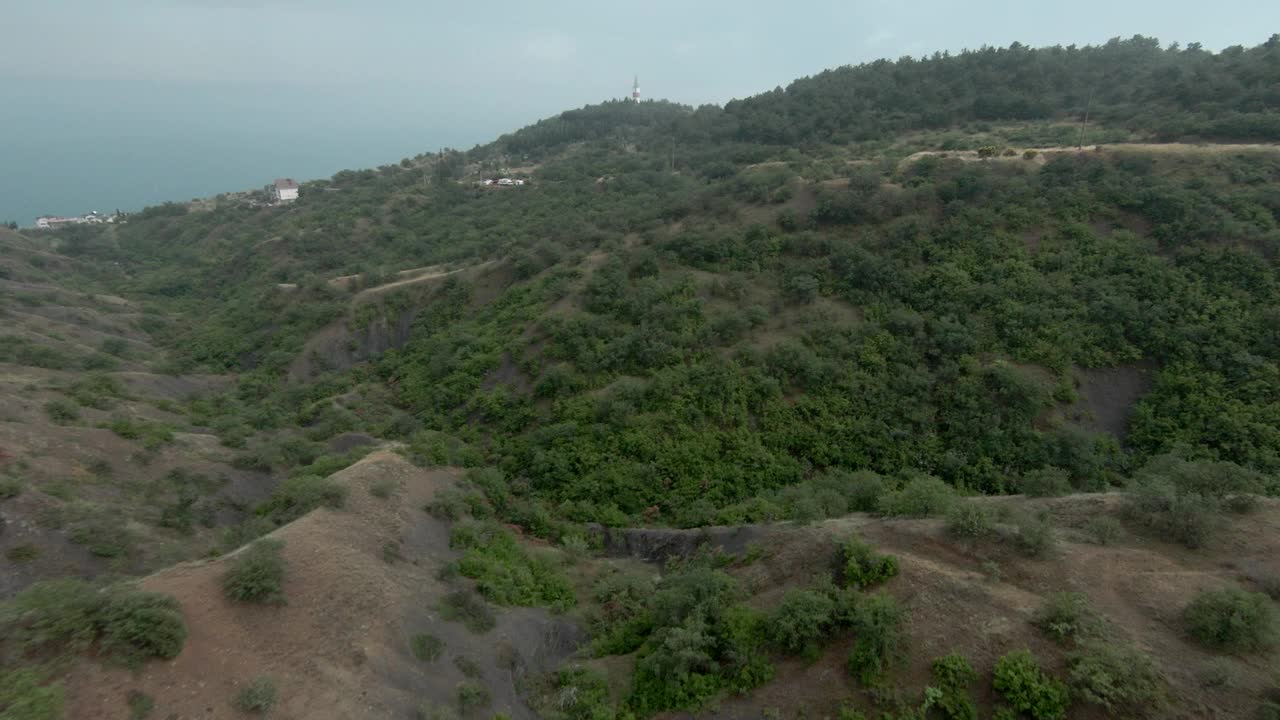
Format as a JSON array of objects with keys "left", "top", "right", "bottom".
[{"left": 63, "top": 451, "right": 583, "bottom": 720}]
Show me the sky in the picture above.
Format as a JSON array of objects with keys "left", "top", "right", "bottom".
[{"left": 1, "top": 0, "right": 1277, "bottom": 224}]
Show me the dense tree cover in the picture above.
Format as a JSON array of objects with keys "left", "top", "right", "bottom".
[
  {"left": 721, "top": 36, "right": 1280, "bottom": 145},
  {"left": 31, "top": 38, "right": 1280, "bottom": 529}
]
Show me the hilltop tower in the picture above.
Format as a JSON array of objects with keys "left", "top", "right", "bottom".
[{"left": 632, "top": 76, "right": 640, "bottom": 103}]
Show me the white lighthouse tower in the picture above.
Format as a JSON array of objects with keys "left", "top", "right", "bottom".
[{"left": 631, "top": 76, "right": 640, "bottom": 103}]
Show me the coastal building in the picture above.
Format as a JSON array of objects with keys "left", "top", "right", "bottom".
[{"left": 273, "top": 178, "right": 300, "bottom": 203}]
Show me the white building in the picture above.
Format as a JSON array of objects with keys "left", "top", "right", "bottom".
[{"left": 273, "top": 178, "right": 300, "bottom": 203}]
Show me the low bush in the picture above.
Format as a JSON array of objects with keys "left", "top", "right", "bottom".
[
  {"left": 96, "top": 589, "right": 189, "bottom": 665},
  {"left": 1067, "top": 640, "right": 1164, "bottom": 716},
  {"left": 1183, "top": 587, "right": 1276, "bottom": 653},
  {"left": 589, "top": 570, "right": 655, "bottom": 656},
  {"left": 1082, "top": 516, "right": 1123, "bottom": 545},
  {"left": 453, "top": 655, "right": 483, "bottom": 678},
  {"left": 0, "top": 668, "right": 64, "bottom": 720},
  {"left": 930, "top": 652, "right": 978, "bottom": 720},
  {"left": 847, "top": 593, "right": 904, "bottom": 685},
  {"left": 768, "top": 587, "right": 836, "bottom": 658},
  {"left": 1033, "top": 592, "right": 1103, "bottom": 645},
  {"left": 544, "top": 666, "right": 614, "bottom": 720},
  {"left": 6, "top": 544, "right": 39, "bottom": 563},
  {"left": 456, "top": 682, "right": 491, "bottom": 714},
  {"left": 127, "top": 689, "right": 154, "bottom": 719},
  {"left": 223, "top": 539, "right": 287, "bottom": 605},
  {"left": 0, "top": 475, "right": 22, "bottom": 499},
  {"left": 1, "top": 579, "right": 102, "bottom": 654},
  {"left": 840, "top": 537, "right": 899, "bottom": 589},
  {"left": 410, "top": 633, "right": 444, "bottom": 662},
  {"left": 1019, "top": 468, "right": 1072, "bottom": 498},
  {"left": 43, "top": 400, "right": 79, "bottom": 424},
  {"left": 440, "top": 590, "right": 496, "bottom": 634},
  {"left": 426, "top": 490, "right": 469, "bottom": 521},
  {"left": 233, "top": 676, "right": 276, "bottom": 714},
  {"left": 450, "top": 521, "right": 575, "bottom": 611},
  {"left": 70, "top": 517, "right": 135, "bottom": 558},
  {"left": 254, "top": 474, "right": 347, "bottom": 525},
  {"left": 1124, "top": 456, "right": 1266, "bottom": 549},
  {"left": 0, "top": 580, "right": 187, "bottom": 666},
  {"left": 946, "top": 501, "right": 994, "bottom": 538},
  {"left": 992, "top": 649, "right": 1069, "bottom": 720},
  {"left": 877, "top": 476, "right": 955, "bottom": 518},
  {"left": 369, "top": 477, "right": 397, "bottom": 499},
  {"left": 1009, "top": 512, "right": 1056, "bottom": 558}
]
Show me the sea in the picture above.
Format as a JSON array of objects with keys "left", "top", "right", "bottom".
[{"left": 0, "top": 127, "right": 475, "bottom": 228}]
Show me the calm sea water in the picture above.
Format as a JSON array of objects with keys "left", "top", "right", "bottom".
[{"left": 0, "top": 128, "right": 461, "bottom": 227}]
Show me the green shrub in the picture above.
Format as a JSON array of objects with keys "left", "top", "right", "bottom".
[
  {"left": 1009, "top": 512, "right": 1056, "bottom": 558},
  {"left": 1082, "top": 516, "right": 1123, "bottom": 545},
  {"left": 254, "top": 474, "right": 347, "bottom": 525},
  {"left": 450, "top": 521, "right": 575, "bottom": 611},
  {"left": 877, "top": 476, "right": 956, "bottom": 518},
  {"left": 127, "top": 689, "right": 154, "bottom": 719},
  {"left": 768, "top": 587, "right": 836, "bottom": 658},
  {"left": 44, "top": 399, "right": 80, "bottom": 424},
  {"left": 0, "top": 668, "right": 64, "bottom": 720},
  {"left": 1019, "top": 468, "right": 1072, "bottom": 497},
  {"left": 2, "top": 578, "right": 103, "bottom": 654},
  {"left": 426, "top": 490, "right": 469, "bottom": 521},
  {"left": 0, "top": 475, "right": 22, "bottom": 499},
  {"left": 1033, "top": 592, "right": 1102, "bottom": 645},
  {"left": 440, "top": 590, "right": 496, "bottom": 634},
  {"left": 1123, "top": 456, "right": 1266, "bottom": 549},
  {"left": 453, "top": 655, "right": 483, "bottom": 678},
  {"left": 992, "top": 649, "right": 1069, "bottom": 720},
  {"left": 70, "top": 517, "right": 135, "bottom": 558},
  {"left": 1183, "top": 587, "right": 1276, "bottom": 652},
  {"left": 6, "top": 544, "right": 39, "bottom": 563},
  {"left": 97, "top": 589, "right": 188, "bottom": 665},
  {"left": 946, "top": 501, "right": 994, "bottom": 538},
  {"left": 1067, "top": 640, "right": 1164, "bottom": 716},
  {"left": 223, "top": 539, "right": 287, "bottom": 605},
  {"left": 841, "top": 537, "right": 899, "bottom": 589},
  {"left": 410, "top": 633, "right": 444, "bottom": 661},
  {"left": 233, "top": 676, "right": 276, "bottom": 714},
  {"left": 589, "top": 570, "right": 655, "bottom": 656},
  {"left": 930, "top": 652, "right": 978, "bottom": 720},
  {"left": 545, "top": 666, "right": 615, "bottom": 720},
  {"left": 456, "top": 682, "right": 491, "bottom": 714},
  {"left": 369, "top": 477, "right": 397, "bottom": 499},
  {"left": 847, "top": 593, "right": 904, "bottom": 685}
]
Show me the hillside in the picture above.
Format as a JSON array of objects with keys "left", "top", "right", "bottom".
[{"left": 3, "top": 36, "right": 1280, "bottom": 720}]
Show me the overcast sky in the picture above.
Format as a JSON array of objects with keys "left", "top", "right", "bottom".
[{"left": 1, "top": 1, "right": 1276, "bottom": 222}]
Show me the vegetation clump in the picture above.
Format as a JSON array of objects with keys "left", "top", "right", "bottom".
[
  {"left": 929, "top": 652, "right": 978, "bottom": 720},
  {"left": 233, "top": 676, "right": 277, "bottom": 714},
  {"left": 992, "top": 649, "right": 1069, "bottom": 720},
  {"left": 1033, "top": 592, "right": 1103, "bottom": 645},
  {"left": 449, "top": 521, "right": 575, "bottom": 611},
  {"left": 440, "top": 590, "right": 496, "bottom": 634},
  {"left": 840, "top": 537, "right": 899, "bottom": 589},
  {"left": 223, "top": 539, "right": 287, "bottom": 605},
  {"left": 410, "top": 633, "right": 444, "bottom": 662},
  {"left": 945, "top": 501, "right": 994, "bottom": 538},
  {"left": 846, "top": 592, "right": 904, "bottom": 685},
  {"left": 1067, "top": 640, "right": 1165, "bottom": 716},
  {"left": 1183, "top": 587, "right": 1277, "bottom": 653}
]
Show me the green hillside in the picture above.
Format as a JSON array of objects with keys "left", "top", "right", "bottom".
[
  {"left": 44, "top": 36, "right": 1275, "bottom": 526},
  {"left": 5, "top": 35, "right": 1280, "bottom": 719}
]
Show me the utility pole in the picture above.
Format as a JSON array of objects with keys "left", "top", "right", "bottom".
[{"left": 1077, "top": 87, "right": 1094, "bottom": 150}]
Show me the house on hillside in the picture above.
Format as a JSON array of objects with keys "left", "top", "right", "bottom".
[{"left": 273, "top": 178, "right": 300, "bottom": 203}]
